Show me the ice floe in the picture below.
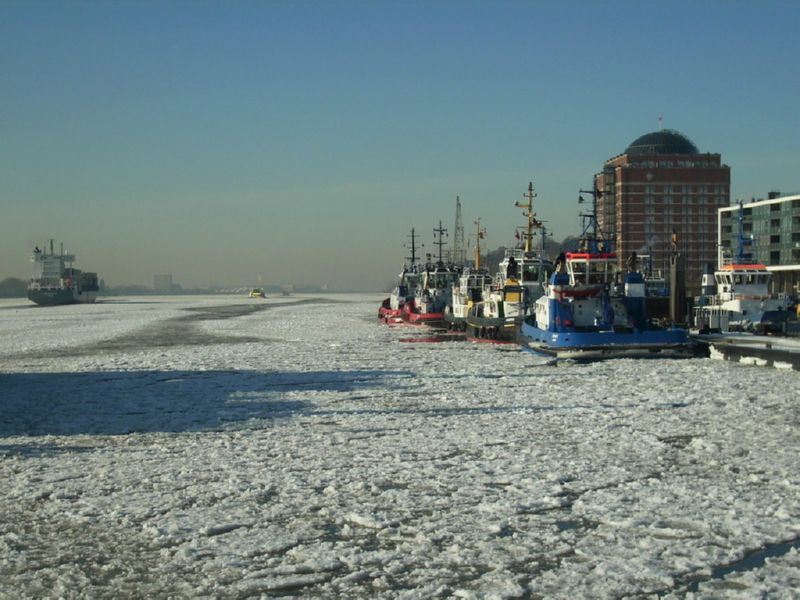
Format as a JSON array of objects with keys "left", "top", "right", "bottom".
[{"left": 1, "top": 294, "right": 799, "bottom": 597}]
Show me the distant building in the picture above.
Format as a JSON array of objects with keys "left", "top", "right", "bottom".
[
  {"left": 718, "top": 192, "right": 800, "bottom": 295},
  {"left": 595, "top": 130, "right": 731, "bottom": 295},
  {"left": 153, "top": 273, "right": 173, "bottom": 293}
]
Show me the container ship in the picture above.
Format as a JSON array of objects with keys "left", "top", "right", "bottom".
[{"left": 28, "top": 240, "right": 99, "bottom": 306}]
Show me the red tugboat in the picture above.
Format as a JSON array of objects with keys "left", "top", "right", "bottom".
[
  {"left": 402, "top": 221, "right": 460, "bottom": 326},
  {"left": 379, "top": 229, "right": 422, "bottom": 324}
]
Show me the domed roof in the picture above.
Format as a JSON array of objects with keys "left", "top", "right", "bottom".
[{"left": 624, "top": 129, "right": 699, "bottom": 156}]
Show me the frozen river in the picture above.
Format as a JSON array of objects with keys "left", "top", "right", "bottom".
[{"left": 1, "top": 294, "right": 799, "bottom": 599}]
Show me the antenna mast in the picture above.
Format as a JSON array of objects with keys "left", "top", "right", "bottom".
[
  {"left": 514, "top": 181, "right": 542, "bottom": 254},
  {"left": 404, "top": 228, "right": 421, "bottom": 267},
  {"left": 474, "top": 219, "right": 485, "bottom": 270},
  {"left": 453, "top": 196, "right": 465, "bottom": 266},
  {"left": 735, "top": 200, "right": 752, "bottom": 264},
  {"left": 433, "top": 221, "right": 448, "bottom": 267},
  {"left": 578, "top": 177, "right": 608, "bottom": 252}
]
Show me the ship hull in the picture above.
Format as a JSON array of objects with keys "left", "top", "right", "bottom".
[
  {"left": 403, "top": 311, "right": 444, "bottom": 327},
  {"left": 518, "top": 322, "right": 694, "bottom": 361},
  {"left": 465, "top": 315, "right": 521, "bottom": 343},
  {"left": 378, "top": 300, "right": 405, "bottom": 324},
  {"left": 443, "top": 311, "right": 467, "bottom": 331},
  {"left": 27, "top": 288, "right": 80, "bottom": 306},
  {"left": 400, "top": 300, "right": 445, "bottom": 327}
]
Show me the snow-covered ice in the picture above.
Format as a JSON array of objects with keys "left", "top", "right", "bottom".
[{"left": 1, "top": 294, "right": 799, "bottom": 598}]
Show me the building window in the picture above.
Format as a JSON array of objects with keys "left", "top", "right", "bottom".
[
  {"left": 770, "top": 251, "right": 781, "bottom": 265},
  {"left": 771, "top": 234, "right": 781, "bottom": 244}
]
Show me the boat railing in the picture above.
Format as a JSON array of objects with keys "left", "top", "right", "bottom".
[
  {"left": 505, "top": 247, "right": 527, "bottom": 260},
  {"left": 719, "top": 251, "right": 735, "bottom": 267}
]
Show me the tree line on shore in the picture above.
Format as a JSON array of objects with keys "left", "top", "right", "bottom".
[{"left": 0, "top": 278, "right": 26, "bottom": 297}]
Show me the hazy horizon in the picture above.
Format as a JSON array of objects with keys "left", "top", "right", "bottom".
[{"left": 3, "top": 1, "right": 799, "bottom": 290}]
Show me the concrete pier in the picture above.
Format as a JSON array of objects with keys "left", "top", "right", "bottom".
[{"left": 692, "top": 332, "right": 800, "bottom": 371}]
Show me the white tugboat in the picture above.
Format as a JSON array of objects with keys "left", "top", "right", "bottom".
[
  {"left": 28, "top": 240, "right": 99, "bottom": 306},
  {"left": 693, "top": 203, "right": 792, "bottom": 333},
  {"left": 445, "top": 219, "right": 492, "bottom": 331},
  {"left": 466, "top": 182, "right": 552, "bottom": 342}
]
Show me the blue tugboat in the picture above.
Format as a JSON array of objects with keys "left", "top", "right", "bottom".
[{"left": 518, "top": 187, "right": 693, "bottom": 361}]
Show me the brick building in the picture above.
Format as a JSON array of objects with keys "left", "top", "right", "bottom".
[{"left": 594, "top": 130, "right": 730, "bottom": 295}]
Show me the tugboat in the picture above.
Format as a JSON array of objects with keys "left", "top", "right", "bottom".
[
  {"left": 693, "top": 202, "right": 793, "bottom": 333},
  {"left": 466, "top": 182, "right": 552, "bottom": 342},
  {"left": 379, "top": 228, "right": 422, "bottom": 324},
  {"left": 28, "top": 239, "right": 99, "bottom": 306},
  {"left": 445, "top": 219, "right": 492, "bottom": 331},
  {"left": 402, "top": 222, "right": 460, "bottom": 326},
  {"left": 518, "top": 186, "right": 693, "bottom": 361}
]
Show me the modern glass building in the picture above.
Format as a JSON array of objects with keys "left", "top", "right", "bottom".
[{"left": 719, "top": 192, "right": 800, "bottom": 295}]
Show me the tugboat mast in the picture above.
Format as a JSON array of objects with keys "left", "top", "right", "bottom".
[
  {"left": 734, "top": 200, "right": 752, "bottom": 265},
  {"left": 433, "top": 221, "right": 448, "bottom": 267},
  {"left": 539, "top": 225, "right": 549, "bottom": 283},
  {"left": 578, "top": 178, "right": 610, "bottom": 253},
  {"left": 473, "top": 219, "right": 485, "bottom": 270},
  {"left": 515, "top": 182, "right": 542, "bottom": 254},
  {"left": 404, "top": 228, "right": 422, "bottom": 268},
  {"left": 453, "top": 196, "right": 466, "bottom": 266}
]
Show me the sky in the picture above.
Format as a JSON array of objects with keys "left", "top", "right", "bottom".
[{"left": 2, "top": 0, "right": 799, "bottom": 291}]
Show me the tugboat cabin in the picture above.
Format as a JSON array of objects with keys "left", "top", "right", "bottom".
[
  {"left": 565, "top": 252, "right": 618, "bottom": 288},
  {"left": 715, "top": 264, "right": 772, "bottom": 299}
]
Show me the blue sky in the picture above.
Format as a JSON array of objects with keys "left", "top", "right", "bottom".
[{"left": 2, "top": 0, "right": 798, "bottom": 290}]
